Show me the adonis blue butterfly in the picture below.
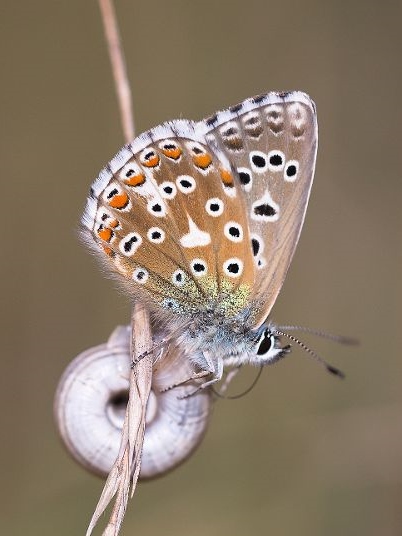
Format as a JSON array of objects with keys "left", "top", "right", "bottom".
[{"left": 82, "top": 91, "right": 322, "bottom": 387}]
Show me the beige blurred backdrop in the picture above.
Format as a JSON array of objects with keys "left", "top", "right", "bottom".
[{"left": 1, "top": 1, "right": 402, "bottom": 535}]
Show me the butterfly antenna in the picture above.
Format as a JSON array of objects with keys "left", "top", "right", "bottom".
[
  {"left": 272, "top": 329, "right": 345, "bottom": 379},
  {"left": 276, "top": 325, "right": 358, "bottom": 346}
]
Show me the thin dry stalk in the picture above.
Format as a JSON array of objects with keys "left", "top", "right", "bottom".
[
  {"left": 86, "top": 2, "right": 153, "bottom": 535},
  {"left": 98, "top": 0, "right": 135, "bottom": 141}
]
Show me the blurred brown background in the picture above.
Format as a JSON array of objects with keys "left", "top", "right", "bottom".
[{"left": 1, "top": 1, "right": 402, "bottom": 534}]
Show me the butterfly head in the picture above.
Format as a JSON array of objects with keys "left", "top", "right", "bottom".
[
  {"left": 220, "top": 323, "right": 291, "bottom": 369},
  {"left": 251, "top": 324, "right": 292, "bottom": 365}
]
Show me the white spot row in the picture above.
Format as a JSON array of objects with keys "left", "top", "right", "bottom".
[
  {"left": 131, "top": 257, "right": 245, "bottom": 287},
  {"left": 249, "top": 151, "right": 300, "bottom": 182},
  {"left": 189, "top": 257, "right": 243, "bottom": 279},
  {"left": 118, "top": 217, "right": 245, "bottom": 258},
  {"left": 119, "top": 227, "right": 165, "bottom": 255}
]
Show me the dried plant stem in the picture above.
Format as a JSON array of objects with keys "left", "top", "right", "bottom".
[
  {"left": 98, "top": 0, "right": 135, "bottom": 141},
  {"left": 87, "top": 2, "right": 153, "bottom": 535}
]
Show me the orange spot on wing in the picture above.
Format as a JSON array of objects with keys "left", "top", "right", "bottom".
[
  {"left": 220, "top": 168, "right": 234, "bottom": 186},
  {"left": 98, "top": 227, "right": 113, "bottom": 242},
  {"left": 162, "top": 147, "right": 182, "bottom": 160},
  {"left": 102, "top": 245, "right": 114, "bottom": 257},
  {"left": 109, "top": 219, "right": 120, "bottom": 228},
  {"left": 142, "top": 154, "right": 160, "bottom": 168},
  {"left": 108, "top": 192, "right": 129, "bottom": 209},
  {"left": 193, "top": 153, "right": 212, "bottom": 169},
  {"left": 124, "top": 172, "right": 146, "bottom": 186}
]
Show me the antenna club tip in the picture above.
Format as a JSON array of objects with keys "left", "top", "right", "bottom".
[{"left": 327, "top": 365, "right": 346, "bottom": 379}]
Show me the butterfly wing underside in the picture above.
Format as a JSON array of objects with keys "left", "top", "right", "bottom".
[
  {"left": 82, "top": 120, "right": 255, "bottom": 316},
  {"left": 203, "top": 92, "right": 318, "bottom": 327},
  {"left": 82, "top": 91, "right": 317, "bottom": 328}
]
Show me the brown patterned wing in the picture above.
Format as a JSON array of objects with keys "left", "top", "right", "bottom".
[
  {"left": 203, "top": 92, "right": 318, "bottom": 327},
  {"left": 82, "top": 120, "right": 255, "bottom": 317}
]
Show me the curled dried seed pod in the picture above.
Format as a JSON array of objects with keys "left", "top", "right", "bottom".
[{"left": 54, "top": 325, "right": 212, "bottom": 479}]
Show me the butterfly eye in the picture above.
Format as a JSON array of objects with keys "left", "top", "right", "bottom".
[{"left": 256, "top": 329, "right": 275, "bottom": 356}]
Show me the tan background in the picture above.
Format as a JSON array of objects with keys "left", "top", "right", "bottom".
[{"left": 1, "top": 1, "right": 402, "bottom": 534}]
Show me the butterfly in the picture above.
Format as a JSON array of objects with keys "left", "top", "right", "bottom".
[{"left": 82, "top": 91, "right": 318, "bottom": 388}]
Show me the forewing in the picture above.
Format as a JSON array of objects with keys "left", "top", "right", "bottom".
[
  {"left": 203, "top": 92, "right": 318, "bottom": 326},
  {"left": 82, "top": 120, "right": 255, "bottom": 315}
]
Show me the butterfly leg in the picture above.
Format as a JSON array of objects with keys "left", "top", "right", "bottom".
[
  {"left": 131, "top": 339, "right": 170, "bottom": 367},
  {"left": 178, "top": 354, "right": 224, "bottom": 398},
  {"left": 161, "top": 353, "right": 224, "bottom": 397},
  {"left": 159, "top": 370, "right": 211, "bottom": 393},
  {"left": 199, "top": 353, "right": 224, "bottom": 388}
]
